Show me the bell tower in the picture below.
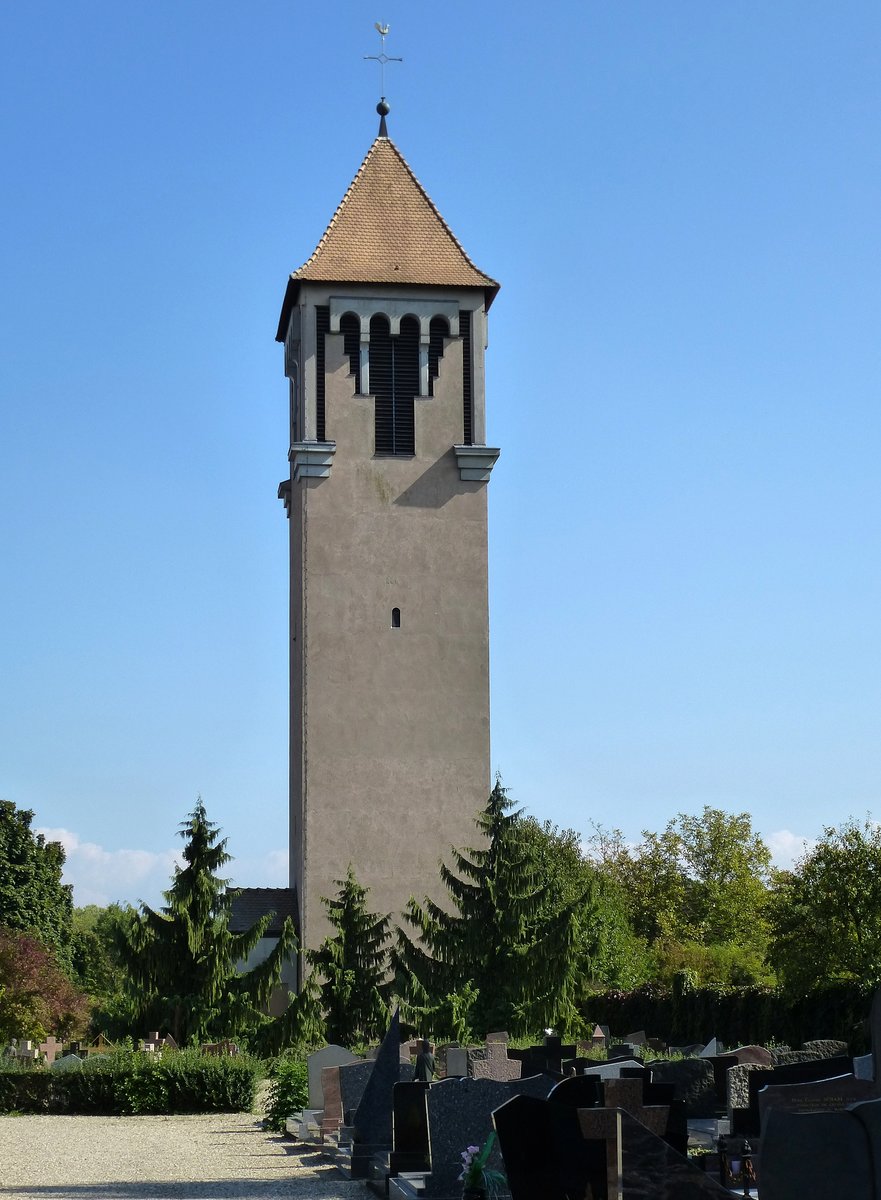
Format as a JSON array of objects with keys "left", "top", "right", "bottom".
[{"left": 276, "top": 106, "right": 500, "bottom": 952}]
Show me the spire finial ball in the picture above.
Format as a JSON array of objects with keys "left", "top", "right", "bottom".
[{"left": 377, "top": 98, "right": 390, "bottom": 117}]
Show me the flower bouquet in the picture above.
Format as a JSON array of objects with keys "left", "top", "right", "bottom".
[{"left": 459, "top": 1131, "right": 506, "bottom": 1199}]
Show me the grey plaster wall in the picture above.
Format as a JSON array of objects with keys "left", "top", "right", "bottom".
[{"left": 287, "top": 282, "right": 494, "bottom": 950}]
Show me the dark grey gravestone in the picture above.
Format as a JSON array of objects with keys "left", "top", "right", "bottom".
[
  {"left": 758, "top": 1072, "right": 877, "bottom": 1131},
  {"left": 760, "top": 1107, "right": 873, "bottom": 1200},
  {"left": 390, "top": 1080, "right": 430, "bottom": 1175},
  {"left": 740, "top": 1055, "right": 854, "bottom": 1137},
  {"left": 494, "top": 1091, "right": 606, "bottom": 1200},
  {"left": 338, "top": 1059, "right": 376, "bottom": 1125},
  {"left": 548, "top": 1074, "right": 603, "bottom": 1108},
  {"left": 424, "top": 1074, "right": 556, "bottom": 1198},
  {"left": 351, "top": 1009, "right": 415, "bottom": 1179},
  {"left": 618, "top": 1109, "right": 731, "bottom": 1199},
  {"left": 608, "top": 1042, "right": 639, "bottom": 1060},
  {"left": 648, "top": 1057, "right": 716, "bottom": 1117}
]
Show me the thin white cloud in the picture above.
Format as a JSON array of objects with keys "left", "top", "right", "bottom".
[
  {"left": 766, "top": 829, "right": 816, "bottom": 872},
  {"left": 36, "top": 827, "right": 287, "bottom": 908},
  {"left": 37, "top": 826, "right": 182, "bottom": 907}
]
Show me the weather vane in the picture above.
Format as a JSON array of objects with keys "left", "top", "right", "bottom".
[{"left": 364, "top": 22, "right": 402, "bottom": 103}]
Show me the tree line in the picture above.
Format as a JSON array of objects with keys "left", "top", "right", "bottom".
[{"left": 2, "top": 790, "right": 881, "bottom": 1049}]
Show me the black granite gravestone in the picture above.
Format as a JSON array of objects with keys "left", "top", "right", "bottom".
[
  {"left": 508, "top": 1034, "right": 575, "bottom": 1077},
  {"left": 351, "top": 1008, "right": 415, "bottom": 1178},
  {"left": 494, "top": 1090, "right": 606, "bottom": 1200},
  {"left": 390, "top": 1080, "right": 430, "bottom": 1176},
  {"left": 614, "top": 1109, "right": 730, "bottom": 1199}
]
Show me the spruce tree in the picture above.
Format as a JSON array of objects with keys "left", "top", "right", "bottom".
[
  {"left": 307, "top": 865, "right": 390, "bottom": 1047},
  {"left": 119, "top": 799, "right": 297, "bottom": 1045},
  {"left": 392, "top": 780, "right": 586, "bottom": 1038}
]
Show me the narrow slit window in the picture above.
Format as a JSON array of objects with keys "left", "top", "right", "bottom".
[{"left": 391, "top": 607, "right": 401, "bottom": 629}]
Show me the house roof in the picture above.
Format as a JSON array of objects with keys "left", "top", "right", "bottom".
[
  {"left": 276, "top": 136, "right": 499, "bottom": 340},
  {"left": 228, "top": 887, "right": 298, "bottom": 938}
]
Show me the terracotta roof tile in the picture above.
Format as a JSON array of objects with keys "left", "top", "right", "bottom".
[{"left": 280, "top": 137, "right": 498, "bottom": 329}]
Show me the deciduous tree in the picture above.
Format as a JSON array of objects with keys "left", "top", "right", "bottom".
[
  {"left": 0, "top": 801, "right": 73, "bottom": 967},
  {"left": 769, "top": 817, "right": 881, "bottom": 991},
  {"left": 0, "top": 927, "right": 89, "bottom": 1042}
]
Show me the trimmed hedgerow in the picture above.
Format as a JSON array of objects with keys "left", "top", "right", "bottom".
[{"left": 0, "top": 1048, "right": 262, "bottom": 1115}]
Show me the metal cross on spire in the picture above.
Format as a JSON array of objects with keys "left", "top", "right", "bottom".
[{"left": 364, "top": 22, "right": 402, "bottom": 136}]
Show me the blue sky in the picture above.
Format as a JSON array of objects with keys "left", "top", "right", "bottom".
[{"left": 1, "top": 2, "right": 879, "bottom": 908}]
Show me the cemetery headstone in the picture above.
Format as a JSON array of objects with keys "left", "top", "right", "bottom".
[
  {"left": 351, "top": 1009, "right": 415, "bottom": 1178},
  {"left": 608, "top": 1043, "right": 640, "bottom": 1061},
  {"left": 579, "top": 1107, "right": 731, "bottom": 1199},
  {"left": 730, "top": 1044, "right": 773, "bottom": 1066},
  {"left": 444, "top": 1046, "right": 469, "bottom": 1078},
  {"left": 699, "top": 1037, "right": 719, "bottom": 1058},
  {"left": 647, "top": 1057, "right": 716, "bottom": 1117},
  {"left": 736, "top": 1054, "right": 854, "bottom": 1136},
  {"left": 424, "top": 1074, "right": 556, "bottom": 1197},
  {"left": 760, "top": 1104, "right": 876, "bottom": 1200},
  {"left": 855, "top": 1053, "right": 874, "bottom": 1081},
  {"left": 803, "top": 1039, "right": 848, "bottom": 1058},
  {"left": 469, "top": 1038, "right": 522, "bottom": 1082},
  {"left": 306, "top": 1044, "right": 360, "bottom": 1110},
  {"left": 37, "top": 1037, "right": 62, "bottom": 1064},
  {"left": 758, "top": 1072, "right": 876, "bottom": 1132},
  {"left": 623, "top": 1030, "right": 647, "bottom": 1046},
  {"left": 508, "top": 1035, "right": 575, "bottom": 1077},
  {"left": 705, "top": 1054, "right": 739, "bottom": 1109},
  {"left": 320, "top": 1065, "right": 344, "bottom": 1138},
  {"left": 390, "top": 1081, "right": 430, "bottom": 1176},
  {"left": 728, "top": 1062, "right": 772, "bottom": 1117},
  {"left": 494, "top": 1089, "right": 607, "bottom": 1200},
  {"left": 584, "top": 1058, "right": 645, "bottom": 1081},
  {"left": 338, "top": 1059, "right": 376, "bottom": 1126}
]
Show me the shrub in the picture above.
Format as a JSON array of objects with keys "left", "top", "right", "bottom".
[
  {"left": 0, "top": 1048, "right": 262, "bottom": 1115},
  {"left": 263, "top": 1051, "right": 309, "bottom": 1132}
]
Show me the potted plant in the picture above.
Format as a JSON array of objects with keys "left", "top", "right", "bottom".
[{"left": 459, "top": 1131, "right": 506, "bottom": 1199}]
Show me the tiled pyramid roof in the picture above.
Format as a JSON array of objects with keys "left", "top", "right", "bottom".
[{"left": 277, "top": 137, "right": 499, "bottom": 339}]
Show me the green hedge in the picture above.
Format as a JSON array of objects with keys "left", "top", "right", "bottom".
[
  {"left": 582, "top": 980, "right": 873, "bottom": 1053},
  {"left": 0, "top": 1049, "right": 261, "bottom": 1115}
]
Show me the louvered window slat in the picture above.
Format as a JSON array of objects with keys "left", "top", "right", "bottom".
[
  {"left": 315, "top": 306, "right": 329, "bottom": 441},
  {"left": 370, "top": 314, "right": 417, "bottom": 456},
  {"left": 460, "top": 310, "right": 473, "bottom": 445}
]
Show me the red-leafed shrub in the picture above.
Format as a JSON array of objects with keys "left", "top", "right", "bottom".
[{"left": 0, "top": 926, "right": 90, "bottom": 1042}]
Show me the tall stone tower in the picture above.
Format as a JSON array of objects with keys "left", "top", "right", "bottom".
[{"left": 276, "top": 112, "right": 500, "bottom": 953}]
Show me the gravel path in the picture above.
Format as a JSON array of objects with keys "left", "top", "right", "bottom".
[{"left": 0, "top": 1112, "right": 366, "bottom": 1200}]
